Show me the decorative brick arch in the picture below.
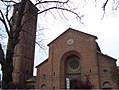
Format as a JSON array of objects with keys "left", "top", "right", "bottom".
[
  {"left": 41, "top": 84, "right": 47, "bottom": 89},
  {"left": 102, "top": 81, "right": 111, "bottom": 89},
  {"left": 60, "top": 50, "right": 82, "bottom": 89}
]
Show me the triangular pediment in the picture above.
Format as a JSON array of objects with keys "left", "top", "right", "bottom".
[{"left": 48, "top": 28, "right": 97, "bottom": 46}]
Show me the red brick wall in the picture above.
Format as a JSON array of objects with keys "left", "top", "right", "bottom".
[
  {"left": 98, "top": 53, "right": 118, "bottom": 89},
  {"left": 36, "top": 29, "right": 101, "bottom": 89},
  {"left": 12, "top": 0, "right": 38, "bottom": 87},
  {"left": 36, "top": 28, "right": 118, "bottom": 89}
]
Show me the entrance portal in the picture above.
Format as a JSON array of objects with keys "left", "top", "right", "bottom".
[
  {"left": 65, "top": 55, "right": 81, "bottom": 89},
  {"left": 70, "top": 79, "right": 80, "bottom": 89}
]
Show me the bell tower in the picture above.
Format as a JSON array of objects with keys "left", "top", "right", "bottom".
[{"left": 12, "top": 0, "right": 38, "bottom": 88}]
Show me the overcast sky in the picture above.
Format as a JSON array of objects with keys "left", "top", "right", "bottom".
[
  {"left": 0, "top": 0, "right": 119, "bottom": 77},
  {"left": 22, "top": 0, "right": 119, "bottom": 75}
]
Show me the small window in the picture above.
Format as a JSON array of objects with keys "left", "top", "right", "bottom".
[
  {"left": 101, "top": 69, "right": 109, "bottom": 76},
  {"left": 103, "top": 69, "right": 108, "bottom": 73},
  {"left": 102, "top": 82, "right": 111, "bottom": 89},
  {"left": 41, "top": 74, "right": 46, "bottom": 79},
  {"left": 26, "top": 70, "right": 28, "bottom": 73},
  {"left": 89, "top": 69, "right": 91, "bottom": 73},
  {"left": 53, "top": 72, "right": 55, "bottom": 76},
  {"left": 41, "top": 84, "right": 46, "bottom": 89},
  {"left": 16, "top": 11, "right": 18, "bottom": 14},
  {"left": 15, "top": 8, "right": 18, "bottom": 14}
]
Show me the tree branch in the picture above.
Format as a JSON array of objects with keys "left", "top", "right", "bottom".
[
  {"left": 6, "top": 5, "right": 12, "bottom": 32},
  {"left": 0, "top": 10, "right": 11, "bottom": 38},
  {"left": 21, "top": 6, "right": 82, "bottom": 29},
  {"left": 1, "top": 0, "right": 17, "bottom": 4},
  {"left": 36, "top": 0, "right": 69, "bottom": 4},
  {"left": 35, "top": 41, "right": 46, "bottom": 50},
  {"left": 101, "top": 0, "right": 109, "bottom": 19},
  {"left": 22, "top": 0, "right": 69, "bottom": 19},
  {"left": 102, "top": 0, "right": 109, "bottom": 11}
]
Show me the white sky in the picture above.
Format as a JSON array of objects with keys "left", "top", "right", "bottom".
[
  {"left": 29, "top": 0, "right": 119, "bottom": 75},
  {"left": 0, "top": 0, "right": 118, "bottom": 77}
]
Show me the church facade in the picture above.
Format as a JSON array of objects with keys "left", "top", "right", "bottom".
[
  {"left": 11, "top": 0, "right": 118, "bottom": 89},
  {"left": 35, "top": 28, "right": 118, "bottom": 89}
]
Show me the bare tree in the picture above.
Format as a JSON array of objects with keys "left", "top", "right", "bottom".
[
  {"left": 100, "top": 0, "right": 119, "bottom": 18},
  {"left": 102, "top": 0, "right": 119, "bottom": 11},
  {"left": 0, "top": 0, "right": 82, "bottom": 89}
]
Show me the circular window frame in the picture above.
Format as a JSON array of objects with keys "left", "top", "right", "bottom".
[{"left": 67, "top": 56, "right": 80, "bottom": 72}]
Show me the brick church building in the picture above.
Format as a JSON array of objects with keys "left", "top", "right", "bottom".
[
  {"left": 35, "top": 28, "right": 118, "bottom": 89},
  {"left": 11, "top": 0, "right": 118, "bottom": 89}
]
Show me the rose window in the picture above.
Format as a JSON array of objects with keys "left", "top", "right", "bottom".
[
  {"left": 67, "top": 56, "right": 80, "bottom": 71},
  {"left": 70, "top": 59, "right": 79, "bottom": 69}
]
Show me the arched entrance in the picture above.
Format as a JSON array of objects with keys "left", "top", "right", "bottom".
[
  {"left": 65, "top": 55, "right": 81, "bottom": 89},
  {"left": 70, "top": 79, "right": 81, "bottom": 89}
]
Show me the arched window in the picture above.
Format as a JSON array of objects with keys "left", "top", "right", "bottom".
[
  {"left": 66, "top": 55, "right": 80, "bottom": 72},
  {"left": 41, "top": 84, "right": 47, "bottom": 89},
  {"left": 102, "top": 82, "right": 111, "bottom": 89}
]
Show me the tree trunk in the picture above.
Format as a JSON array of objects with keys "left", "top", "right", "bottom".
[
  {"left": 2, "top": 63, "right": 13, "bottom": 89},
  {"left": 1, "top": 39, "right": 14, "bottom": 89},
  {"left": 1, "top": 0, "right": 27, "bottom": 88}
]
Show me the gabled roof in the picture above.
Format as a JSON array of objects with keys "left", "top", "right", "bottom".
[
  {"left": 48, "top": 28, "right": 97, "bottom": 46},
  {"left": 97, "top": 51, "right": 117, "bottom": 61},
  {"left": 35, "top": 59, "right": 48, "bottom": 68},
  {"left": 96, "top": 42, "right": 101, "bottom": 52}
]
